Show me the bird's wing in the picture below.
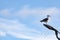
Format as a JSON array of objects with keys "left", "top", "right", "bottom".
[{"left": 40, "top": 18, "right": 48, "bottom": 22}]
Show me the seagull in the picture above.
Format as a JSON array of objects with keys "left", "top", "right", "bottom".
[{"left": 40, "top": 15, "right": 50, "bottom": 24}]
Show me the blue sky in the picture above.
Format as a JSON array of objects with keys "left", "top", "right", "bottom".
[{"left": 0, "top": 0, "right": 60, "bottom": 40}]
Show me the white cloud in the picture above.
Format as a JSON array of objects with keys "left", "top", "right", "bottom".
[
  {"left": 31, "top": 35, "right": 57, "bottom": 40},
  {"left": 15, "top": 5, "right": 60, "bottom": 19},
  {"left": 0, "top": 9, "right": 11, "bottom": 16},
  {"left": 0, "top": 5, "right": 60, "bottom": 19},
  {"left": 8, "top": 32, "right": 58, "bottom": 40},
  {"left": 8, "top": 32, "right": 32, "bottom": 39},
  {"left": 0, "top": 31, "right": 6, "bottom": 36},
  {"left": 0, "top": 18, "right": 41, "bottom": 39},
  {"left": 15, "top": 5, "right": 31, "bottom": 18}
]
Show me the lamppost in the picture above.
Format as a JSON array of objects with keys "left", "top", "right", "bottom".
[{"left": 43, "top": 24, "right": 60, "bottom": 40}]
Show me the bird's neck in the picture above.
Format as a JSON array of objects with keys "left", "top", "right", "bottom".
[
  {"left": 47, "top": 17, "right": 50, "bottom": 18},
  {"left": 48, "top": 17, "right": 51, "bottom": 22}
]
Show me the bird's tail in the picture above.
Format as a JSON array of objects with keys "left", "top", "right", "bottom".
[{"left": 40, "top": 20, "right": 43, "bottom": 22}]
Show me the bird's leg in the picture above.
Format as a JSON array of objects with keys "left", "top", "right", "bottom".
[{"left": 46, "top": 22, "right": 47, "bottom": 24}]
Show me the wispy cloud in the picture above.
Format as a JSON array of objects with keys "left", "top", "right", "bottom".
[
  {"left": 0, "top": 18, "right": 40, "bottom": 39},
  {"left": 14, "top": 5, "right": 60, "bottom": 19},
  {"left": 0, "top": 5, "right": 60, "bottom": 19},
  {"left": 31, "top": 35, "right": 57, "bottom": 40},
  {"left": 0, "top": 9, "right": 12, "bottom": 16},
  {"left": 0, "top": 31, "right": 6, "bottom": 36}
]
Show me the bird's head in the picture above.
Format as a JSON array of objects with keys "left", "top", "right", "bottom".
[
  {"left": 47, "top": 15, "right": 51, "bottom": 22},
  {"left": 47, "top": 15, "right": 50, "bottom": 18}
]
